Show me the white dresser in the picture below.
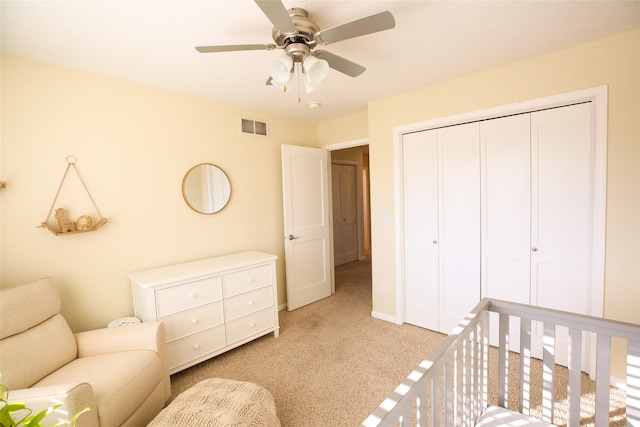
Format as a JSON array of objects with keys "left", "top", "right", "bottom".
[{"left": 130, "top": 251, "right": 279, "bottom": 374}]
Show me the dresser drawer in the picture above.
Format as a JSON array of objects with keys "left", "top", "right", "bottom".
[
  {"left": 223, "top": 265, "right": 272, "bottom": 297},
  {"left": 167, "top": 325, "right": 226, "bottom": 371},
  {"left": 156, "top": 277, "right": 222, "bottom": 317},
  {"left": 224, "top": 287, "right": 273, "bottom": 322},
  {"left": 225, "top": 307, "right": 275, "bottom": 345},
  {"left": 163, "top": 301, "right": 224, "bottom": 342}
]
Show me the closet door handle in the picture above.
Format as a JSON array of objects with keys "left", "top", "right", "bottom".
[
  {"left": 532, "top": 247, "right": 538, "bottom": 252},
  {"left": 287, "top": 234, "right": 300, "bottom": 240},
  {"left": 433, "top": 240, "right": 438, "bottom": 244}
]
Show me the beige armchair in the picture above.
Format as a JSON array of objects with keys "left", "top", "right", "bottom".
[{"left": 0, "top": 277, "right": 171, "bottom": 426}]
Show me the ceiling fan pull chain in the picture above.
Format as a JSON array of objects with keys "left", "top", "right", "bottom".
[{"left": 297, "top": 62, "right": 301, "bottom": 103}]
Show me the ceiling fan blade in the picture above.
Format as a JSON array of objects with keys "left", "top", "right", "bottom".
[
  {"left": 315, "top": 51, "right": 366, "bottom": 78},
  {"left": 315, "top": 11, "right": 395, "bottom": 46},
  {"left": 254, "top": 0, "right": 296, "bottom": 34},
  {"left": 196, "top": 44, "right": 275, "bottom": 53}
]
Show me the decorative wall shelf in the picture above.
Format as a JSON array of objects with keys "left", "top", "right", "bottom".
[{"left": 38, "top": 156, "right": 108, "bottom": 236}]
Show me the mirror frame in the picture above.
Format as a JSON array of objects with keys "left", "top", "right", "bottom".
[{"left": 182, "top": 163, "right": 231, "bottom": 215}]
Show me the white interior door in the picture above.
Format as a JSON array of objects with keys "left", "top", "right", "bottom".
[
  {"left": 480, "top": 114, "right": 531, "bottom": 351},
  {"left": 281, "top": 144, "right": 333, "bottom": 311},
  {"left": 332, "top": 163, "right": 358, "bottom": 266},
  {"left": 402, "top": 123, "right": 480, "bottom": 334},
  {"left": 403, "top": 130, "right": 440, "bottom": 330},
  {"left": 530, "top": 103, "right": 594, "bottom": 368},
  {"left": 437, "top": 123, "right": 481, "bottom": 333}
]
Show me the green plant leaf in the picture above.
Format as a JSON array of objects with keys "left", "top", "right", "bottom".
[{"left": 23, "top": 404, "right": 62, "bottom": 427}]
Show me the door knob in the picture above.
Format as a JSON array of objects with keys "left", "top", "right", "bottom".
[
  {"left": 433, "top": 240, "right": 438, "bottom": 244},
  {"left": 287, "top": 234, "right": 300, "bottom": 240},
  {"left": 532, "top": 247, "right": 538, "bottom": 252}
]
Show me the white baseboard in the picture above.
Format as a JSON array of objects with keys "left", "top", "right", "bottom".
[
  {"left": 371, "top": 310, "right": 403, "bottom": 325},
  {"left": 278, "top": 303, "right": 287, "bottom": 311}
]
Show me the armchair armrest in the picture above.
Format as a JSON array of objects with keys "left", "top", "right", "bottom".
[
  {"left": 75, "top": 321, "right": 166, "bottom": 357},
  {"left": 8, "top": 383, "right": 99, "bottom": 427},
  {"left": 75, "top": 321, "right": 171, "bottom": 399}
]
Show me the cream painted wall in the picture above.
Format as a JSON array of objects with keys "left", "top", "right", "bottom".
[
  {"left": 364, "top": 29, "right": 640, "bottom": 377},
  {"left": 0, "top": 55, "right": 319, "bottom": 332},
  {"left": 317, "top": 110, "right": 368, "bottom": 145}
]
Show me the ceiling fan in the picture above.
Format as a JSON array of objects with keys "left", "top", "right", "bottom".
[{"left": 195, "top": 0, "right": 395, "bottom": 96}]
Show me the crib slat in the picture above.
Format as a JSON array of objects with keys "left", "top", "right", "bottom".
[
  {"left": 432, "top": 374, "right": 440, "bottom": 426},
  {"left": 519, "top": 318, "right": 532, "bottom": 415},
  {"left": 455, "top": 347, "right": 463, "bottom": 423},
  {"left": 471, "top": 326, "right": 481, "bottom": 422},
  {"left": 463, "top": 337, "right": 471, "bottom": 425},
  {"left": 595, "top": 333, "right": 611, "bottom": 427},
  {"left": 567, "top": 327, "right": 582, "bottom": 427},
  {"left": 542, "top": 322, "right": 555, "bottom": 423},
  {"left": 481, "top": 311, "right": 489, "bottom": 411},
  {"left": 417, "top": 387, "right": 427, "bottom": 427},
  {"left": 627, "top": 338, "right": 640, "bottom": 425},
  {"left": 445, "top": 359, "right": 453, "bottom": 425},
  {"left": 498, "top": 313, "right": 509, "bottom": 407},
  {"left": 431, "top": 375, "right": 440, "bottom": 427}
]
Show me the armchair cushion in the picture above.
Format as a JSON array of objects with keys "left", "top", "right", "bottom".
[{"left": 0, "top": 278, "right": 77, "bottom": 389}]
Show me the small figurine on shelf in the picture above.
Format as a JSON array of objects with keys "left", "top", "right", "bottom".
[
  {"left": 76, "top": 215, "right": 93, "bottom": 231},
  {"left": 55, "top": 208, "right": 76, "bottom": 233}
]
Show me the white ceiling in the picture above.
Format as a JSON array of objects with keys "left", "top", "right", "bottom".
[{"left": 2, "top": 1, "right": 639, "bottom": 122}]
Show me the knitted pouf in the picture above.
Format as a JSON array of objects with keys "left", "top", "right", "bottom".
[{"left": 149, "top": 378, "right": 280, "bottom": 427}]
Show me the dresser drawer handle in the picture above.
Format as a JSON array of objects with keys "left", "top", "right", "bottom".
[
  {"left": 193, "top": 343, "right": 200, "bottom": 350},
  {"left": 248, "top": 322, "right": 255, "bottom": 328},
  {"left": 247, "top": 300, "right": 254, "bottom": 306},
  {"left": 245, "top": 278, "right": 253, "bottom": 283},
  {"left": 191, "top": 318, "right": 199, "bottom": 324},
  {"left": 188, "top": 292, "right": 197, "bottom": 299}
]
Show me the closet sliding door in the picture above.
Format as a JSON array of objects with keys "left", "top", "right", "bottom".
[
  {"left": 530, "top": 102, "right": 594, "bottom": 368},
  {"left": 438, "top": 123, "right": 481, "bottom": 333},
  {"left": 479, "top": 103, "right": 594, "bottom": 366},
  {"left": 403, "top": 123, "right": 480, "bottom": 334},
  {"left": 480, "top": 114, "right": 531, "bottom": 351},
  {"left": 403, "top": 101, "right": 598, "bottom": 351},
  {"left": 403, "top": 130, "right": 439, "bottom": 330}
]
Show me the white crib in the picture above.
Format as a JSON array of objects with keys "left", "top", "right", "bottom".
[{"left": 361, "top": 298, "right": 640, "bottom": 426}]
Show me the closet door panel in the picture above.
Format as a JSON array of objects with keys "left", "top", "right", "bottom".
[
  {"left": 403, "top": 131, "right": 439, "bottom": 330},
  {"left": 438, "top": 123, "right": 480, "bottom": 333},
  {"left": 480, "top": 114, "right": 531, "bottom": 351},
  {"left": 480, "top": 114, "right": 531, "bottom": 304},
  {"left": 531, "top": 103, "right": 593, "bottom": 368},
  {"left": 531, "top": 103, "right": 592, "bottom": 314}
]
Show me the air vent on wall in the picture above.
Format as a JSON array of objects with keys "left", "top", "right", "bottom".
[{"left": 240, "top": 118, "right": 268, "bottom": 137}]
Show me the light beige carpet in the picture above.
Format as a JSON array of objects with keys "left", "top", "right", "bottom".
[
  {"left": 168, "top": 256, "right": 626, "bottom": 426},
  {"left": 170, "top": 256, "right": 445, "bottom": 426}
]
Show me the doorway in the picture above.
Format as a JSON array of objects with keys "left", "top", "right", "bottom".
[{"left": 328, "top": 142, "right": 372, "bottom": 294}]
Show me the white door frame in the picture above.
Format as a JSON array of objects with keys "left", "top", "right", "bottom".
[{"left": 393, "top": 86, "right": 608, "bottom": 325}]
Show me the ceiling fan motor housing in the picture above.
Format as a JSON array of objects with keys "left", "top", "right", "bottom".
[{"left": 271, "top": 7, "right": 319, "bottom": 53}]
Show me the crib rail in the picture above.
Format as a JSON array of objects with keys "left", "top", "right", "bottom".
[{"left": 361, "top": 298, "right": 640, "bottom": 427}]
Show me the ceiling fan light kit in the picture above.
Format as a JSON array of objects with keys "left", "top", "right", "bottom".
[
  {"left": 267, "top": 54, "right": 294, "bottom": 83},
  {"left": 195, "top": 0, "right": 396, "bottom": 103}
]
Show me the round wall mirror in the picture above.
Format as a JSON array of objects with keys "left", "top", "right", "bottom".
[{"left": 182, "top": 163, "right": 231, "bottom": 214}]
